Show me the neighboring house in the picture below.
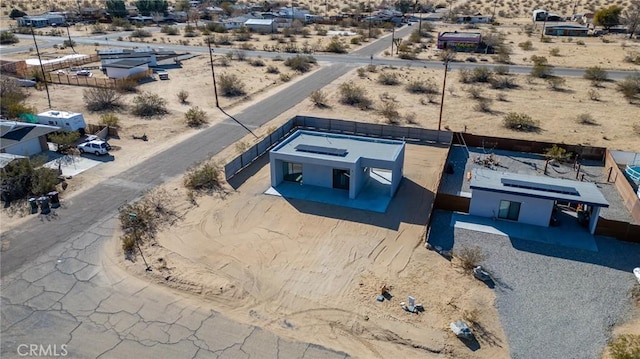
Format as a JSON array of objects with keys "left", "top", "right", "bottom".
[
  {"left": 469, "top": 169, "right": 609, "bottom": 234},
  {"left": 103, "top": 59, "right": 149, "bottom": 79},
  {"left": 437, "top": 31, "right": 482, "bottom": 51},
  {"left": 125, "top": 5, "right": 139, "bottom": 17},
  {"left": 0, "top": 121, "right": 60, "bottom": 156},
  {"left": 455, "top": 14, "right": 492, "bottom": 24},
  {"left": 278, "top": 7, "right": 309, "bottom": 20},
  {"left": 80, "top": 7, "right": 107, "bottom": 19},
  {"left": 244, "top": 18, "right": 276, "bottom": 33},
  {"left": 165, "top": 11, "right": 187, "bottom": 22},
  {"left": 544, "top": 24, "right": 589, "bottom": 36},
  {"left": 269, "top": 130, "right": 405, "bottom": 200},
  {"left": 304, "top": 14, "right": 323, "bottom": 23},
  {"left": 219, "top": 16, "right": 250, "bottom": 29},
  {"left": 97, "top": 48, "right": 180, "bottom": 67},
  {"left": 205, "top": 6, "right": 225, "bottom": 15},
  {"left": 129, "top": 15, "right": 154, "bottom": 23},
  {"left": 17, "top": 14, "right": 66, "bottom": 27},
  {"left": 533, "top": 9, "right": 564, "bottom": 22}
]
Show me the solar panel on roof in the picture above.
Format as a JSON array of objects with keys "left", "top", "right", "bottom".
[
  {"left": 295, "top": 144, "right": 348, "bottom": 157},
  {"left": 501, "top": 178, "right": 579, "bottom": 196}
]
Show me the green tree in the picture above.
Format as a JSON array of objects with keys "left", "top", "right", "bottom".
[
  {"left": 622, "top": 0, "right": 640, "bottom": 39},
  {"left": 594, "top": 5, "right": 623, "bottom": 30},
  {"left": 174, "top": 0, "right": 191, "bottom": 11},
  {"left": 0, "top": 31, "right": 19, "bottom": 44},
  {"left": 49, "top": 132, "right": 80, "bottom": 154},
  {"left": 395, "top": 0, "right": 414, "bottom": 14},
  {"left": 106, "top": 0, "right": 127, "bottom": 18},
  {"left": 135, "top": 0, "right": 168, "bottom": 16}
]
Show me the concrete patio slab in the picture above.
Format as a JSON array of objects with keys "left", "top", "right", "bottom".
[{"left": 450, "top": 212, "right": 599, "bottom": 251}]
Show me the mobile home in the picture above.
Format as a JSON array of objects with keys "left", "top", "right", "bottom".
[{"left": 37, "top": 110, "right": 86, "bottom": 133}]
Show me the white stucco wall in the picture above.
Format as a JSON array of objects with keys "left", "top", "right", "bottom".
[
  {"left": 5, "top": 138, "right": 43, "bottom": 156},
  {"left": 469, "top": 189, "right": 554, "bottom": 227}
]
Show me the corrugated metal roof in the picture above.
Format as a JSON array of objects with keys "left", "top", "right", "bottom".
[{"left": 470, "top": 169, "right": 610, "bottom": 207}]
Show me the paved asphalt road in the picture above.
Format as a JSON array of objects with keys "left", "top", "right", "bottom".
[{"left": 7, "top": 27, "right": 638, "bottom": 80}]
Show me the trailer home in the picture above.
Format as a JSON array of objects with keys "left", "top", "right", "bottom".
[{"left": 37, "top": 111, "right": 86, "bottom": 133}]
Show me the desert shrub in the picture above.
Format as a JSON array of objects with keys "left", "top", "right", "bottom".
[
  {"left": 540, "top": 36, "right": 552, "bottom": 43},
  {"left": 474, "top": 98, "right": 493, "bottom": 112},
  {"left": 378, "top": 72, "right": 400, "bottom": 85},
  {"left": 405, "top": 112, "right": 417, "bottom": 124},
  {"left": 379, "top": 101, "right": 400, "bottom": 124},
  {"left": 309, "top": 90, "right": 328, "bottom": 108},
  {"left": 161, "top": 25, "right": 179, "bottom": 35},
  {"left": 339, "top": 83, "right": 372, "bottom": 109},
  {"left": 624, "top": 52, "right": 640, "bottom": 65},
  {"left": 494, "top": 65, "right": 509, "bottom": 75},
  {"left": 467, "top": 86, "right": 484, "bottom": 99},
  {"left": 576, "top": 40, "right": 585, "bottom": 45},
  {"left": 608, "top": 334, "right": 640, "bottom": 359},
  {"left": 588, "top": 89, "right": 600, "bottom": 101},
  {"left": 218, "top": 73, "right": 246, "bottom": 97},
  {"left": 325, "top": 37, "right": 348, "bottom": 53},
  {"left": 233, "top": 50, "right": 247, "bottom": 61},
  {"left": 584, "top": 66, "right": 608, "bottom": 85},
  {"left": 183, "top": 161, "right": 223, "bottom": 194},
  {"left": 91, "top": 24, "right": 106, "bottom": 34},
  {"left": 549, "top": 47, "right": 561, "bottom": 56},
  {"left": 0, "top": 158, "right": 59, "bottom": 203},
  {"left": 62, "top": 39, "right": 76, "bottom": 48},
  {"left": 280, "top": 73, "right": 292, "bottom": 82},
  {"left": 116, "top": 78, "right": 138, "bottom": 93},
  {"left": 547, "top": 77, "right": 566, "bottom": 90},
  {"left": 357, "top": 67, "right": 366, "bottom": 78},
  {"left": 460, "top": 67, "right": 493, "bottom": 83},
  {"left": 496, "top": 93, "right": 507, "bottom": 101},
  {"left": 0, "top": 30, "right": 18, "bottom": 44},
  {"left": 316, "top": 28, "right": 327, "bottom": 36},
  {"left": 367, "top": 65, "right": 377, "bottom": 73},
  {"left": 131, "top": 29, "right": 152, "bottom": 38},
  {"left": 131, "top": 92, "right": 168, "bottom": 117},
  {"left": 250, "top": 58, "right": 265, "bottom": 67},
  {"left": 284, "top": 55, "right": 316, "bottom": 73},
  {"left": 177, "top": 90, "right": 189, "bottom": 104},
  {"left": 490, "top": 76, "right": 517, "bottom": 89},
  {"left": 99, "top": 113, "right": 120, "bottom": 128},
  {"left": 266, "top": 65, "right": 280, "bottom": 74},
  {"left": 83, "top": 87, "right": 123, "bottom": 112},
  {"left": 518, "top": 40, "right": 533, "bottom": 50},
  {"left": 406, "top": 79, "right": 438, "bottom": 94},
  {"left": 617, "top": 73, "right": 640, "bottom": 102},
  {"left": 0, "top": 77, "right": 29, "bottom": 116},
  {"left": 503, "top": 112, "right": 539, "bottom": 132},
  {"left": 184, "top": 106, "right": 207, "bottom": 127},
  {"left": 577, "top": 113, "right": 598, "bottom": 125},
  {"left": 454, "top": 246, "right": 486, "bottom": 271},
  {"left": 544, "top": 144, "right": 570, "bottom": 162},
  {"left": 531, "top": 62, "right": 554, "bottom": 78}
]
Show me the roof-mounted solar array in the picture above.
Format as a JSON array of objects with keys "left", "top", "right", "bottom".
[
  {"left": 294, "top": 144, "right": 348, "bottom": 157},
  {"left": 501, "top": 178, "right": 579, "bottom": 196}
]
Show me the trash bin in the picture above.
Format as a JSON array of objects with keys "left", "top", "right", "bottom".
[
  {"left": 48, "top": 191, "right": 60, "bottom": 208},
  {"left": 38, "top": 196, "right": 51, "bottom": 215},
  {"left": 29, "top": 197, "right": 38, "bottom": 214}
]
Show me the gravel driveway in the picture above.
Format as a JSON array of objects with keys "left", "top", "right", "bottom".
[{"left": 427, "top": 210, "right": 640, "bottom": 359}]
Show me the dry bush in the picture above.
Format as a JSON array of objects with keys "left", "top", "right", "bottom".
[
  {"left": 266, "top": 65, "right": 280, "bottom": 74},
  {"left": 218, "top": 73, "right": 246, "bottom": 97},
  {"left": 357, "top": 67, "right": 366, "bottom": 78},
  {"left": 309, "top": 90, "right": 329, "bottom": 108},
  {"left": 379, "top": 101, "right": 400, "bottom": 124},
  {"left": 284, "top": 55, "right": 316, "bottom": 73},
  {"left": 547, "top": 77, "right": 566, "bottom": 91},
  {"left": 576, "top": 113, "right": 598, "bottom": 125},
  {"left": 549, "top": 47, "right": 561, "bottom": 56},
  {"left": 184, "top": 106, "right": 207, "bottom": 127},
  {"left": 454, "top": 246, "right": 486, "bottom": 270},
  {"left": 339, "top": 83, "right": 372, "bottom": 109},
  {"left": 608, "top": 334, "right": 640, "bottom": 359},
  {"left": 494, "top": 65, "right": 510, "bottom": 75},
  {"left": 279, "top": 73, "right": 292, "bottom": 82},
  {"left": 617, "top": 73, "right": 640, "bottom": 103},
  {"left": 503, "top": 112, "right": 540, "bottom": 132},
  {"left": 467, "top": 86, "right": 484, "bottom": 99},
  {"left": 378, "top": 72, "right": 400, "bottom": 85},
  {"left": 474, "top": 98, "right": 493, "bottom": 112},
  {"left": 183, "top": 160, "right": 223, "bottom": 194},
  {"left": 83, "top": 87, "right": 123, "bottom": 112},
  {"left": 406, "top": 79, "right": 438, "bottom": 94},
  {"left": 583, "top": 66, "right": 608, "bottom": 86},
  {"left": 116, "top": 78, "right": 138, "bottom": 93},
  {"left": 99, "top": 113, "right": 120, "bottom": 128},
  {"left": 518, "top": 40, "right": 533, "bottom": 50},
  {"left": 489, "top": 76, "right": 517, "bottom": 89},
  {"left": 588, "top": 89, "right": 601, "bottom": 101},
  {"left": 496, "top": 92, "right": 507, "bottom": 101},
  {"left": 131, "top": 92, "right": 168, "bottom": 117},
  {"left": 177, "top": 90, "right": 189, "bottom": 104}
]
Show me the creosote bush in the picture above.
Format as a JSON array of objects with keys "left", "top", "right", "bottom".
[
  {"left": 379, "top": 101, "right": 400, "bottom": 123},
  {"left": 100, "top": 113, "right": 120, "bottom": 128},
  {"left": 406, "top": 79, "right": 438, "bottom": 94},
  {"left": 454, "top": 246, "right": 486, "bottom": 271},
  {"left": 378, "top": 72, "right": 400, "bottom": 85},
  {"left": 266, "top": 65, "right": 280, "bottom": 74},
  {"left": 184, "top": 106, "right": 207, "bottom": 127},
  {"left": 339, "top": 83, "right": 372, "bottom": 109},
  {"left": 218, "top": 73, "right": 246, "bottom": 97},
  {"left": 503, "top": 112, "right": 540, "bottom": 132},
  {"left": 309, "top": 90, "right": 329, "bottom": 108},
  {"left": 577, "top": 113, "right": 598, "bottom": 125},
  {"left": 177, "top": 90, "right": 189, "bottom": 104},
  {"left": 131, "top": 92, "right": 168, "bottom": 117},
  {"left": 584, "top": 66, "right": 608, "bottom": 86},
  {"left": 608, "top": 334, "right": 640, "bottom": 359},
  {"left": 83, "top": 87, "right": 123, "bottom": 112},
  {"left": 284, "top": 55, "right": 316, "bottom": 73},
  {"left": 183, "top": 160, "right": 223, "bottom": 194}
]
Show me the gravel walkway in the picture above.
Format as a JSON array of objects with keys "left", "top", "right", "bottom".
[{"left": 427, "top": 210, "right": 640, "bottom": 359}]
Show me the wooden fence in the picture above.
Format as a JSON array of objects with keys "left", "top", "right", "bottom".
[
  {"left": 17, "top": 54, "right": 100, "bottom": 78},
  {"left": 595, "top": 218, "right": 640, "bottom": 242},
  {"left": 433, "top": 192, "right": 471, "bottom": 212},
  {"left": 603, "top": 150, "right": 640, "bottom": 223},
  {"left": 44, "top": 69, "right": 153, "bottom": 88}
]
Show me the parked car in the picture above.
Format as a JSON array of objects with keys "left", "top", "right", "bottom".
[
  {"left": 76, "top": 70, "right": 93, "bottom": 77},
  {"left": 77, "top": 140, "right": 109, "bottom": 155}
]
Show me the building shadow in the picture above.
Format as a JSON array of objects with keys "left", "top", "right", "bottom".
[{"left": 227, "top": 152, "right": 269, "bottom": 190}]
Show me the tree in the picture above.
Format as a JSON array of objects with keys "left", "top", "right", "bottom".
[
  {"left": 174, "top": 0, "right": 191, "bottom": 11},
  {"left": 135, "top": 0, "right": 168, "bottom": 16},
  {"left": 594, "top": 5, "right": 623, "bottom": 30},
  {"left": 106, "top": 0, "right": 127, "bottom": 18},
  {"left": 9, "top": 9, "right": 27, "bottom": 19},
  {"left": 395, "top": 0, "right": 414, "bottom": 14},
  {"left": 622, "top": 0, "right": 640, "bottom": 39},
  {"left": 49, "top": 131, "right": 80, "bottom": 154}
]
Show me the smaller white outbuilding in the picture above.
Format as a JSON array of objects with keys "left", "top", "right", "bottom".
[
  {"left": 469, "top": 169, "right": 610, "bottom": 234},
  {"left": 269, "top": 130, "right": 405, "bottom": 200},
  {"left": 103, "top": 59, "right": 149, "bottom": 79}
]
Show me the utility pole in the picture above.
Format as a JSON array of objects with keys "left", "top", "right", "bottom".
[
  {"left": 391, "top": 26, "right": 395, "bottom": 55},
  {"left": 207, "top": 39, "right": 220, "bottom": 108},
  {"left": 31, "top": 25, "right": 51, "bottom": 109},
  {"left": 129, "top": 213, "right": 151, "bottom": 272},
  {"left": 492, "top": 0, "right": 498, "bottom": 21},
  {"left": 437, "top": 56, "right": 450, "bottom": 139},
  {"left": 368, "top": 0, "right": 372, "bottom": 39}
]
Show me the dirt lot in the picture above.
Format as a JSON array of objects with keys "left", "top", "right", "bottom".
[{"left": 112, "top": 141, "right": 509, "bottom": 358}]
